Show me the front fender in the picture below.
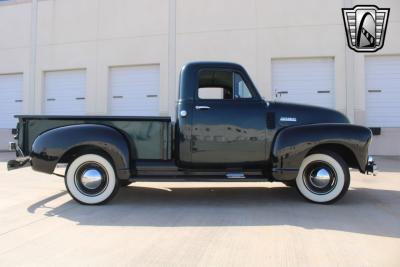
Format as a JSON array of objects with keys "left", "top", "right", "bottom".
[
  {"left": 272, "top": 123, "right": 372, "bottom": 181},
  {"left": 30, "top": 124, "right": 133, "bottom": 179}
]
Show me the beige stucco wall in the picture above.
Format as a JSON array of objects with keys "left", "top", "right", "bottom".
[{"left": 0, "top": 0, "right": 399, "bottom": 154}]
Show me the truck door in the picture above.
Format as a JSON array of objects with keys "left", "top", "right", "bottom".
[{"left": 191, "top": 69, "right": 267, "bottom": 167}]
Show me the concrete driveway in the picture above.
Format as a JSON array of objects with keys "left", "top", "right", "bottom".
[{"left": 0, "top": 152, "right": 399, "bottom": 266}]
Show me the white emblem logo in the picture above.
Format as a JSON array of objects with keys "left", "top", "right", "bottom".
[
  {"left": 280, "top": 117, "right": 297, "bottom": 122},
  {"left": 342, "top": 5, "right": 390, "bottom": 52}
]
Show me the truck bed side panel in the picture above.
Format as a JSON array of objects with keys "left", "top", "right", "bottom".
[{"left": 17, "top": 116, "right": 172, "bottom": 160}]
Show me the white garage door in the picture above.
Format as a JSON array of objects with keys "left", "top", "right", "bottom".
[
  {"left": 272, "top": 58, "right": 335, "bottom": 108},
  {"left": 0, "top": 73, "right": 23, "bottom": 128},
  {"left": 44, "top": 70, "right": 86, "bottom": 115},
  {"left": 365, "top": 56, "right": 400, "bottom": 127},
  {"left": 109, "top": 65, "right": 160, "bottom": 116}
]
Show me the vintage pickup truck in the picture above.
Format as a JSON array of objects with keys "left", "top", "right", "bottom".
[{"left": 8, "top": 62, "right": 376, "bottom": 205}]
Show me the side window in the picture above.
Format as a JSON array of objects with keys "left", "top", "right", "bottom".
[
  {"left": 234, "top": 73, "right": 253, "bottom": 99},
  {"left": 198, "top": 70, "right": 233, "bottom": 100}
]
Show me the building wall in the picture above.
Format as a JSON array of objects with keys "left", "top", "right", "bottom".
[
  {"left": 0, "top": 0, "right": 399, "bottom": 155},
  {"left": 352, "top": 0, "right": 400, "bottom": 155}
]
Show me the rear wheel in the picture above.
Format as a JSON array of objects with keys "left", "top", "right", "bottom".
[
  {"left": 65, "top": 154, "right": 119, "bottom": 205},
  {"left": 296, "top": 152, "right": 350, "bottom": 204}
]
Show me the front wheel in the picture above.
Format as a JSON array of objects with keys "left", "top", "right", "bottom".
[
  {"left": 65, "top": 154, "right": 119, "bottom": 205},
  {"left": 296, "top": 152, "right": 350, "bottom": 204}
]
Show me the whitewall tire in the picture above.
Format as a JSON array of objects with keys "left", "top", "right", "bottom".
[
  {"left": 65, "top": 154, "right": 119, "bottom": 205},
  {"left": 296, "top": 152, "right": 350, "bottom": 204}
]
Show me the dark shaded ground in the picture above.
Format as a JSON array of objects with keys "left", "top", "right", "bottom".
[{"left": 27, "top": 184, "right": 400, "bottom": 238}]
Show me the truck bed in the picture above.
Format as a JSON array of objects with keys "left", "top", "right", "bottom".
[{"left": 15, "top": 115, "right": 172, "bottom": 160}]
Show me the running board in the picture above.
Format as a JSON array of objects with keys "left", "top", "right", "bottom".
[
  {"left": 133, "top": 172, "right": 264, "bottom": 181},
  {"left": 132, "top": 177, "right": 268, "bottom": 182},
  {"left": 134, "top": 160, "right": 265, "bottom": 180}
]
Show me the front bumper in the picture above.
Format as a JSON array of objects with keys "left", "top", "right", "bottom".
[{"left": 366, "top": 156, "right": 377, "bottom": 175}]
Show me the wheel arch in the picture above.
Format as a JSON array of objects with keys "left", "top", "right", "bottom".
[
  {"left": 272, "top": 123, "right": 372, "bottom": 181},
  {"left": 59, "top": 144, "right": 115, "bottom": 168},
  {"left": 30, "top": 124, "right": 135, "bottom": 180},
  {"left": 307, "top": 143, "right": 360, "bottom": 171}
]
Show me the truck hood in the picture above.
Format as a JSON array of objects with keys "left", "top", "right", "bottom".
[{"left": 268, "top": 101, "right": 349, "bottom": 127}]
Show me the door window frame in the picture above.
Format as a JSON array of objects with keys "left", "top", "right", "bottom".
[{"left": 195, "top": 68, "right": 261, "bottom": 103}]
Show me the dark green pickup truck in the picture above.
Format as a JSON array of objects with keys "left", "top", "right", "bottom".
[{"left": 8, "top": 62, "right": 376, "bottom": 205}]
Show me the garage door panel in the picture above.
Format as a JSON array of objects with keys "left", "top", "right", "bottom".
[
  {"left": 0, "top": 74, "right": 23, "bottom": 128},
  {"left": 273, "top": 70, "right": 333, "bottom": 75},
  {"left": 44, "top": 70, "right": 86, "bottom": 115},
  {"left": 366, "top": 56, "right": 400, "bottom": 127},
  {"left": 109, "top": 65, "right": 160, "bottom": 116},
  {"left": 273, "top": 82, "right": 333, "bottom": 89},
  {"left": 367, "top": 77, "right": 400, "bottom": 86},
  {"left": 272, "top": 58, "right": 334, "bottom": 108}
]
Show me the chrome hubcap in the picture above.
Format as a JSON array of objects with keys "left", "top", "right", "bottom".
[
  {"left": 303, "top": 161, "right": 337, "bottom": 195},
  {"left": 310, "top": 168, "right": 331, "bottom": 188},
  {"left": 81, "top": 168, "right": 103, "bottom": 190},
  {"left": 74, "top": 162, "right": 108, "bottom": 196}
]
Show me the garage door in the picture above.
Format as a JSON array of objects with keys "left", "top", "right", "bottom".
[
  {"left": 272, "top": 58, "right": 335, "bottom": 108},
  {"left": 109, "top": 65, "right": 160, "bottom": 116},
  {"left": 44, "top": 70, "right": 86, "bottom": 115},
  {"left": 365, "top": 56, "right": 400, "bottom": 127},
  {"left": 0, "top": 73, "right": 23, "bottom": 128}
]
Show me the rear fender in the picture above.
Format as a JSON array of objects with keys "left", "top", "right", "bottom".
[
  {"left": 272, "top": 123, "right": 372, "bottom": 181},
  {"left": 30, "top": 124, "right": 134, "bottom": 180}
]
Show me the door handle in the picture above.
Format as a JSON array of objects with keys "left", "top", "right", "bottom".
[
  {"left": 195, "top": 105, "right": 211, "bottom": 110},
  {"left": 275, "top": 90, "right": 288, "bottom": 98}
]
